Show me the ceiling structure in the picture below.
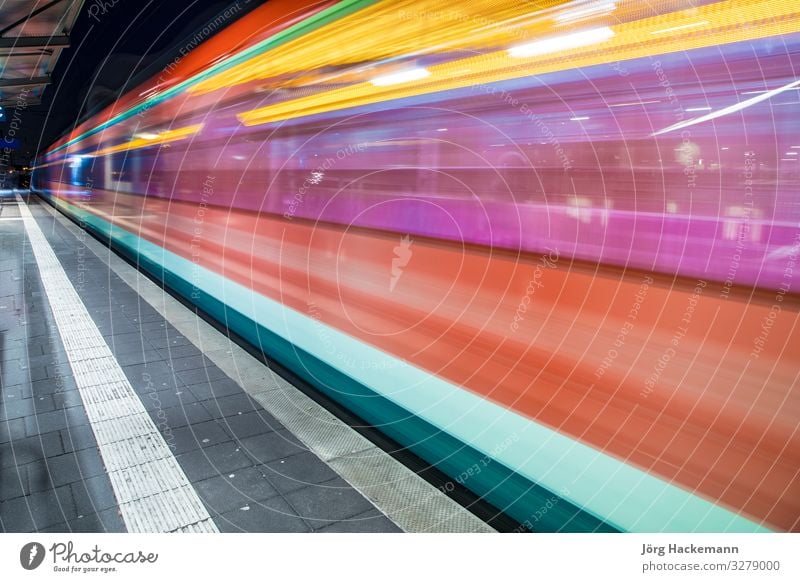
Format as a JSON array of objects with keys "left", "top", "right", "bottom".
[{"left": 0, "top": 0, "right": 85, "bottom": 111}]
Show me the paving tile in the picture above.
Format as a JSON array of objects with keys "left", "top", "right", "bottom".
[
  {"left": 239, "top": 430, "right": 308, "bottom": 464},
  {"left": 201, "top": 392, "right": 260, "bottom": 418},
  {"left": 194, "top": 466, "right": 279, "bottom": 514},
  {"left": 42, "top": 508, "right": 126, "bottom": 533},
  {"left": 25, "top": 406, "right": 90, "bottom": 435},
  {"left": 0, "top": 432, "right": 63, "bottom": 468},
  {"left": 186, "top": 378, "right": 244, "bottom": 400},
  {"left": 0, "top": 396, "right": 36, "bottom": 420},
  {"left": 70, "top": 474, "right": 119, "bottom": 516},
  {"left": 30, "top": 448, "right": 105, "bottom": 489},
  {"left": 0, "top": 417, "right": 26, "bottom": 444},
  {"left": 0, "top": 486, "right": 76, "bottom": 532},
  {"left": 138, "top": 387, "right": 197, "bottom": 412},
  {"left": 168, "top": 354, "right": 214, "bottom": 373},
  {"left": 176, "top": 365, "right": 229, "bottom": 386},
  {"left": 217, "top": 410, "right": 279, "bottom": 440},
  {"left": 0, "top": 384, "right": 29, "bottom": 401},
  {"left": 46, "top": 362, "right": 73, "bottom": 378},
  {"left": 0, "top": 346, "right": 29, "bottom": 362},
  {"left": 24, "top": 352, "right": 70, "bottom": 369},
  {"left": 262, "top": 451, "right": 341, "bottom": 495},
  {"left": 113, "top": 349, "right": 162, "bottom": 367},
  {"left": 177, "top": 441, "right": 254, "bottom": 482},
  {"left": 0, "top": 465, "right": 27, "bottom": 501},
  {"left": 123, "top": 308, "right": 164, "bottom": 324},
  {"left": 285, "top": 477, "right": 377, "bottom": 529},
  {"left": 51, "top": 389, "right": 85, "bottom": 410},
  {"left": 148, "top": 334, "right": 192, "bottom": 350},
  {"left": 215, "top": 495, "right": 309, "bottom": 533},
  {"left": 37, "top": 340, "right": 66, "bottom": 356},
  {"left": 60, "top": 425, "right": 98, "bottom": 453},
  {"left": 128, "top": 370, "right": 180, "bottom": 393},
  {"left": 106, "top": 331, "right": 151, "bottom": 350},
  {"left": 317, "top": 509, "right": 401, "bottom": 533},
  {"left": 1, "top": 365, "right": 46, "bottom": 385},
  {"left": 97, "top": 321, "right": 139, "bottom": 336},
  {"left": 153, "top": 401, "right": 213, "bottom": 430},
  {"left": 123, "top": 361, "right": 173, "bottom": 380},
  {"left": 167, "top": 421, "right": 231, "bottom": 455},
  {"left": 29, "top": 377, "right": 77, "bottom": 397},
  {"left": 155, "top": 344, "right": 202, "bottom": 360},
  {"left": 138, "top": 320, "right": 169, "bottom": 333}
]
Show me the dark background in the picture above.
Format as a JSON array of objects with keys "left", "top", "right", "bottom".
[{"left": 5, "top": 0, "right": 256, "bottom": 163}]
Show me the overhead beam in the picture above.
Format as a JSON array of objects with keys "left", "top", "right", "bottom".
[
  {"left": 0, "top": 76, "right": 51, "bottom": 88},
  {"left": 0, "top": 35, "right": 69, "bottom": 49},
  {"left": 0, "top": 50, "right": 53, "bottom": 58},
  {"left": 0, "top": 0, "right": 70, "bottom": 37}
]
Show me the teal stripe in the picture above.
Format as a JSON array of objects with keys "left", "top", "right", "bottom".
[
  {"left": 43, "top": 194, "right": 771, "bottom": 533},
  {"left": 49, "top": 0, "right": 380, "bottom": 157}
]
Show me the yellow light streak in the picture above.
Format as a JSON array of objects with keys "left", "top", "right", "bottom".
[
  {"left": 187, "top": 0, "right": 570, "bottom": 96},
  {"left": 236, "top": 0, "right": 800, "bottom": 127},
  {"left": 87, "top": 124, "right": 204, "bottom": 158}
]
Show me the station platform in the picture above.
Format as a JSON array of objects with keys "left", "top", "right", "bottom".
[{"left": 0, "top": 190, "right": 492, "bottom": 533}]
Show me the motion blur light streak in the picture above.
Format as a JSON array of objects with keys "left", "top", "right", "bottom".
[
  {"left": 46, "top": 0, "right": 346, "bottom": 156},
  {"left": 652, "top": 78, "right": 800, "bottom": 136},
  {"left": 554, "top": 1, "right": 617, "bottom": 24},
  {"left": 236, "top": 0, "right": 800, "bottom": 127},
  {"left": 34, "top": 0, "right": 800, "bottom": 532},
  {"left": 370, "top": 67, "right": 431, "bottom": 86},
  {"left": 85, "top": 124, "right": 205, "bottom": 158},
  {"left": 649, "top": 20, "right": 709, "bottom": 34},
  {"left": 507, "top": 27, "right": 616, "bottom": 58}
]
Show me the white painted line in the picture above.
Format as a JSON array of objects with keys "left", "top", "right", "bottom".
[{"left": 16, "top": 194, "right": 218, "bottom": 533}]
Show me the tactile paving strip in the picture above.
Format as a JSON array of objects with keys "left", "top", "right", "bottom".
[{"left": 17, "top": 195, "right": 218, "bottom": 533}]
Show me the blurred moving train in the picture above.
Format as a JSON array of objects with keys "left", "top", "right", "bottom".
[{"left": 33, "top": 0, "right": 800, "bottom": 531}]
